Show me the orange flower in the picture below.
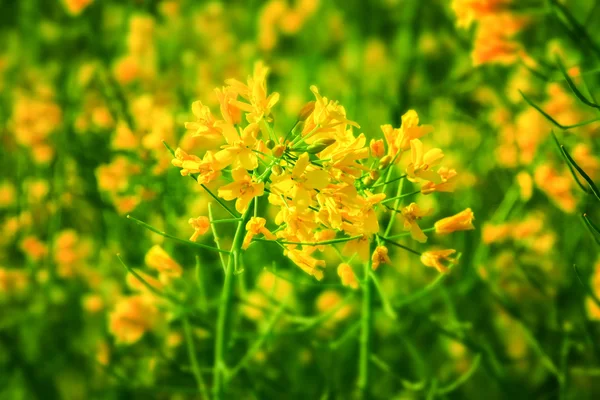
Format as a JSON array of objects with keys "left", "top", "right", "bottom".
[
  {"left": 421, "top": 250, "right": 457, "bottom": 273},
  {"left": 20, "top": 236, "right": 48, "bottom": 262},
  {"left": 435, "top": 208, "right": 475, "bottom": 235},
  {"left": 371, "top": 245, "right": 391, "bottom": 271}
]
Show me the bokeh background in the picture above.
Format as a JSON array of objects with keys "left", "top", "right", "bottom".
[{"left": 1, "top": 0, "right": 600, "bottom": 398}]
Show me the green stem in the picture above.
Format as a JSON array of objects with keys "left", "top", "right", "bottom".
[
  {"left": 212, "top": 206, "right": 253, "bottom": 400},
  {"left": 127, "top": 215, "right": 229, "bottom": 254},
  {"left": 183, "top": 317, "right": 210, "bottom": 400},
  {"left": 358, "top": 240, "right": 375, "bottom": 399},
  {"left": 209, "top": 203, "right": 228, "bottom": 273}
]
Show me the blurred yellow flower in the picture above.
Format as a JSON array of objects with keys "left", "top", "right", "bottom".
[
  {"left": 109, "top": 295, "right": 159, "bottom": 344},
  {"left": 421, "top": 249, "right": 457, "bottom": 273},
  {"left": 435, "top": 208, "right": 475, "bottom": 235},
  {"left": 337, "top": 263, "right": 359, "bottom": 289},
  {"left": 371, "top": 245, "right": 391, "bottom": 271}
]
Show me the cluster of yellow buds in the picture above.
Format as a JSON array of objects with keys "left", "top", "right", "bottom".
[{"left": 170, "top": 62, "right": 474, "bottom": 283}]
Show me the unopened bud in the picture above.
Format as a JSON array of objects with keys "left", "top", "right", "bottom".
[
  {"left": 307, "top": 138, "right": 336, "bottom": 154},
  {"left": 369, "top": 170, "right": 380, "bottom": 181},
  {"left": 362, "top": 176, "right": 374, "bottom": 186},
  {"left": 370, "top": 139, "right": 385, "bottom": 158},
  {"left": 272, "top": 165, "right": 283, "bottom": 175},
  {"left": 297, "top": 101, "right": 315, "bottom": 121},
  {"left": 265, "top": 139, "right": 275, "bottom": 149},
  {"left": 273, "top": 144, "right": 286, "bottom": 158},
  {"left": 378, "top": 155, "right": 392, "bottom": 170}
]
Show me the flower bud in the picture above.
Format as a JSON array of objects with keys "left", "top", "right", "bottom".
[
  {"left": 378, "top": 155, "right": 392, "bottom": 170},
  {"left": 297, "top": 101, "right": 315, "bottom": 121},
  {"left": 273, "top": 144, "right": 286, "bottom": 158},
  {"left": 265, "top": 139, "right": 275, "bottom": 149},
  {"left": 272, "top": 165, "right": 283, "bottom": 175},
  {"left": 370, "top": 139, "right": 385, "bottom": 158},
  {"left": 307, "top": 138, "right": 336, "bottom": 154}
]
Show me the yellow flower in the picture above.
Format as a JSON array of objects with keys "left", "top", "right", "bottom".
[
  {"left": 270, "top": 152, "right": 329, "bottom": 210},
  {"left": 215, "top": 86, "right": 242, "bottom": 125},
  {"left": 171, "top": 148, "right": 221, "bottom": 184},
  {"left": 337, "top": 263, "right": 359, "bottom": 289},
  {"left": 218, "top": 168, "right": 264, "bottom": 213},
  {"left": 188, "top": 216, "right": 210, "bottom": 242},
  {"left": 406, "top": 139, "right": 444, "bottom": 183},
  {"left": 108, "top": 295, "right": 158, "bottom": 344},
  {"left": 420, "top": 250, "right": 457, "bottom": 273},
  {"left": 214, "top": 123, "right": 260, "bottom": 170},
  {"left": 371, "top": 245, "right": 391, "bottom": 271},
  {"left": 381, "top": 110, "right": 433, "bottom": 158},
  {"left": 184, "top": 101, "right": 223, "bottom": 139},
  {"left": 145, "top": 245, "right": 183, "bottom": 279},
  {"left": 401, "top": 203, "right": 433, "bottom": 243},
  {"left": 435, "top": 208, "right": 475, "bottom": 235},
  {"left": 225, "top": 61, "right": 280, "bottom": 124},
  {"left": 285, "top": 248, "right": 325, "bottom": 280},
  {"left": 421, "top": 167, "right": 458, "bottom": 194},
  {"left": 243, "top": 217, "right": 276, "bottom": 249}
]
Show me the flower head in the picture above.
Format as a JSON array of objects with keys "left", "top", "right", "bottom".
[
  {"left": 421, "top": 249, "right": 457, "bottom": 273},
  {"left": 372, "top": 245, "right": 391, "bottom": 271},
  {"left": 243, "top": 217, "right": 276, "bottom": 249},
  {"left": 337, "top": 263, "right": 359, "bottom": 289},
  {"left": 435, "top": 208, "right": 475, "bottom": 235},
  {"left": 189, "top": 216, "right": 210, "bottom": 242},
  {"left": 218, "top": 168, "right": 264, "bottom": 213}
]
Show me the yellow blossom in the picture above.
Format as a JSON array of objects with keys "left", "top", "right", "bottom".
[
  {"left": 401, "top": 203, "right": 433, "bottom": 243},
  {"left": 214, "top": 123, "right": 260, "bottom": 170},
  {"left": 188, "top": 216, "right": 210, "bottom": 242},
  {"left": 145, "top": 245, "right": 183, "bottom": 279},
  {"left": 421, "top": 249, "right": 457, "bottom": 273},
  {"left": 435, "top": 208, "right": 475, "bottom": 235},
  {"left": 218, "top": 168, "right": 264, "bottom": 213},
  {"left": 337, "top": 263, "right": 359, "bottom": 289},
  {"left": 371, "top": 245, "right": 391, "bottom": 271},
  {"left": 406, "top": 139, "right": 444, "bottom": 183},
  {"left": 171, "top": 148, "right": 221, "bottom": 184},
  {"left": 243, "top": 217, "right": 276, "bottom": 249},
  {"left": 270, "top": 152, "right": 329, "bottom": 210},
  {"left": 225, "top": 61, "right": 280, "bottom": 124},
  {"left": 421, "top": 167, "right": 458, "bottom": 194},
  {"left": 284, "top": 248, "right": 325, "bottom": 280},
  {"left": 184, "top": 101, "right": 223, "bottom": 139},
  {"left": 108, "top": 295, "right": 158, "bottom": 344}
]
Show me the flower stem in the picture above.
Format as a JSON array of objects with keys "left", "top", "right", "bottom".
[
  {"left": 212, "top": 205, "right": 253, "bottom": 400},
  {"left": 358, "top": 240, "right": 375, "bottom": 399}
]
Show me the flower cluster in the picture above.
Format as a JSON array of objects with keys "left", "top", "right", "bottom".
[{"left": 172, "top": 62, "right": 475, "bottom": 283}]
